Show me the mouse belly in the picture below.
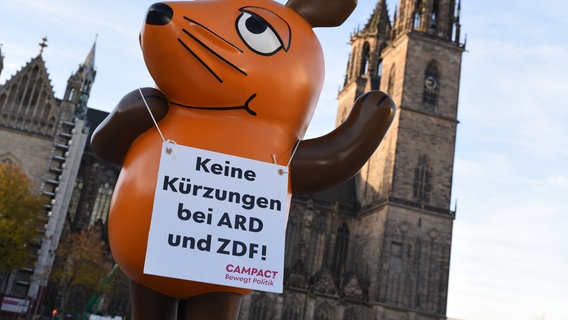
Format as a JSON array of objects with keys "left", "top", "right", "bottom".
[{"left": 107, "top": 135, "right": 252, "bottom": 298}]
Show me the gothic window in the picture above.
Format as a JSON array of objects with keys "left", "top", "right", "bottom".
[
  {"left": 91, "top": 182, "right": 112, "bottom": 225},
  {"left": 359, "top": 42, "right": 370, "bottom": 76},
  {"left": 431, "top": 0, "right": 440, "bottom": 30},
  {"left": 376, "top": 59, "right": 383, "bottom": 77},
  {"left": 82, "top": 79, "right": 91, "bottom": 92},
  {"left": 284, "top": 209, "right": 300, "bottom": 267},
  {"left": 90, "top": 169, "right": 117, "bottom": 226},
  {"left": 308, "top": 216, "right": 327, "bottom": 274},
  {"left": 413, "top": 0, "right": 423, "bottom": 29},
  {"left": 413, "top": 155, "right": 432, "bottom": 203},
  {"left": 413, "top": 229, "right": 446, "bottom": 312},
  {"left": 332, "top": 223, "right": 349, "bottom": 280},
  {"left": 24, "top": 66, "right": 40, "bottom": 106},
  {"left": 18, "top": 75, "right": 29, "bottom": 103},
  {"left": 31, "top": 87, "right": 41, "bottom": 107},
  {"left": 374, "top": 42, "right": 386, "bottom": 89},
  {"left": 423, "top": 60, "right": 439, "bottom": 111},
  {"left": 387, "top": 64, "right": 396, "bottom": 97},
  {"left": 413, "top": 11, "right": 421, "bottom": 29}
]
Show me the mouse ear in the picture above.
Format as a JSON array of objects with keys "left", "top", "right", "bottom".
[{"left": 286, "top": 0, "right": 357, "bottom": 27}]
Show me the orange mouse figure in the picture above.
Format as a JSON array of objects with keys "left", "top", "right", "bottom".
[{"left": 91, "top": 0, "right": 395, "bottom": 319}]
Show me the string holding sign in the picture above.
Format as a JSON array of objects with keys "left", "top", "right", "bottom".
[
  {"left": 138, "top": 87, "right": 177, "bottom": 155},
  {"left": 272, "top": 140, "right": 301, "bottom": 176}
]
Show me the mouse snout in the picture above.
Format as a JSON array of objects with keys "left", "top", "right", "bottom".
[{"left": 146, "top": 3, "right": 173, "bottom": 25}]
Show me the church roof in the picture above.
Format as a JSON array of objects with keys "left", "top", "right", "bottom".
[{"left": 0, "top": 53, "right": 61, "bottom": 136}]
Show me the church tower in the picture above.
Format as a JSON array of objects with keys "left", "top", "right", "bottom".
[
  {"left": 237, "top": 1, "right": 465, "bottom": 319},
  {"left": 63, "top": 39, "right": 97, "bottom": 115},
  {"left": 336, "top": 0, "right": 464, "bottom": 317}
]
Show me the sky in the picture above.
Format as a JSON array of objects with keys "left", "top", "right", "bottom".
[{"left": 1, "top": 0, "right": 567, "bottom": 319}]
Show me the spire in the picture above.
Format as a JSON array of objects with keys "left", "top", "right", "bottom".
[
  {"left": 362, "top": 0, "right": 391, "bottom": 35},
  {"left": 63, "top": 38, "right": 97, "bottom": 115},
  {"left": 393, "top": 5, "right": 398, "bottom": 23},
  {"left": 83, "top": 35, "right": 97, "bottom": 71}
]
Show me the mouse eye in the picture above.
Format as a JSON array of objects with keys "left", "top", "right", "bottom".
[{"left": 236, "top": 11, "right": 283, "bottom": 56}]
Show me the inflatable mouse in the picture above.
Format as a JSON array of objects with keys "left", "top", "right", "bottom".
[{"left": 91, "top": 0, "right": 395, "bottom": 319}]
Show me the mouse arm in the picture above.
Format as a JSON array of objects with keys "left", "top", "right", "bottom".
[
  {"left": 290, "top": 91, "right": 396, "bottom": 194},
  {"left": 90, "top": 87, "right": 169, "bottom": 165}
]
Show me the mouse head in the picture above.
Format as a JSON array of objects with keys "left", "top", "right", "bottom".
[{"left": 140, "top": 0, "right": 356, "bottom": 138}]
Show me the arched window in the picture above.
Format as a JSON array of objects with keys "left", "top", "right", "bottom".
[
  {"left": 431, "top": 0, "right": 440, "bottom": 30},
  {"left": 332, "top": 223, "right": 350, "bottom": 281},
  {"left": 359, "top": 42, "right": 370, "bottom": 76},
  {"left": 30, "top": 86, "right": 42, "bottom": 107},
  {"left": 284, "top": 209, "right": 300, "bottom": 267},
  {"left": 91, "top": 182, "right": 113, "bottom": 225},
  {"left": 18, "top": 75, "right": 29, "bottom": 101},
  {"left": 413, "top": 11, "right": 421, "bottom": 29},
  {"left": 413, "top": 155, "right": 432, "bottom": 203},
  {"left": 0, "top": 93, "right": 6, "bottom": 108},
  {"left": 413, "top": 0, "right": 423, "bottom": 29},
  {"left": 90, "top": 169, "right": 117, "bottom": 226},
  {"left": 308, "top": 216, "right": 327, "bottom": 274},
  {"left": 376, "top": 59, "right": 383, "bottom": 77},
  {"left": 423, "top": 60, "right": 439, "bottom": 111}
]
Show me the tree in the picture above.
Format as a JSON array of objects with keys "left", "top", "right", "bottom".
[
  {"left": 50, "top": 226, "right": 112, "bottom": 314},
  {"left": 0, "top": 163, "right": 45, "bottom": 272}
]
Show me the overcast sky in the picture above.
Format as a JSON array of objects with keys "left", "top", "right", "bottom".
[{"left": 1, "top": 0, "right": 567, "bottom": 319}]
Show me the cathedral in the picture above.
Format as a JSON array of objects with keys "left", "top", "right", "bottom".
[{"left": 0, "top": 0, "right": 464, "bottom": 319}]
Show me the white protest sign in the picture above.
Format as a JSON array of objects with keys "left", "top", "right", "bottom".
[{"left": 144, "top": 141, "right": 289, "bottom": 293}]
